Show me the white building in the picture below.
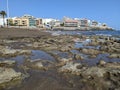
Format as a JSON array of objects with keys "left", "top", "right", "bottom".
[
  {"left": 0, "top": 17, "right": 7, "bottom": 26},
  {"left": 50, "top": 20, "right": 61, "bottom": 27},
  {"left": 42, "top": 18, "right": 56, "bottom": 25},
  {"left": 91, "top": 20, "right": 98, "bottom": 26},
  {"left": 78, "top": 19, "right": 89, "bottom": 27}
]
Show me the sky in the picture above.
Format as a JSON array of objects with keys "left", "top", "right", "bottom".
[{"left": 0, "top": 0, "right": 120, "bottom": 30}]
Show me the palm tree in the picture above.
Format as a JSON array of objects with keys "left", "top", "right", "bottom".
[{"left": 0, "top": 11, "right": 7, "bottom": 27}]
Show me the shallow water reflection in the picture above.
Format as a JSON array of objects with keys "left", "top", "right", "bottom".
[
  {"left": 0, "top": 50, "right": 55, "bottom": 65},
  {"left": 30, "top": 50, "right": 55, "bottom": 61}
]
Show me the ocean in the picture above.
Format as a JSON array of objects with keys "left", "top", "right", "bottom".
[{"left": 48, "top": 30, "right": 120, "bottom": 37}]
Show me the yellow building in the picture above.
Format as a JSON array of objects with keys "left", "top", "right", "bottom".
[
  {"left": 8, "top": 15, "right": 36, "bottom": 27},
  {"left": 13, "top": 17, "right": 29, "bottom": 26}
]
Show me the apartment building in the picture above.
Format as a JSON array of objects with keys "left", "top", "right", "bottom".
[
  {"left": 36, "top": 18, "right": 43, "bottom": 27},
  {"left": 64, "top": 20, "right": 78, "bottom": 27},
  {"left": 49, "top": 20, "right": 61, "bottom": 27},
  {"left": 79, "top": 19, "right": 89, "bottom": 27},
  {"left": 13, "top": 17, "right": 29, "bottom": 26},
  {"left": 91, "top": 21, "right": 98, "bottom": 26},
  {"left": 8, "top": 15, "right": 36, "bottom": 27}
]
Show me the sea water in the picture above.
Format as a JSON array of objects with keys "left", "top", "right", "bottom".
[{"left": 49, "top": 30, "right": 120, "bottom": 37}]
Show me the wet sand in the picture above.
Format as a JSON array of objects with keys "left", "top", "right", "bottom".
[{"left": 0, "top": 28, "right": 51, "bottom": 38}]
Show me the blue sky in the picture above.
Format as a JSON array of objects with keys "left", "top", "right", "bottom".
[{"left": 0, "top": 0, "right": 120, "bottom": 29}]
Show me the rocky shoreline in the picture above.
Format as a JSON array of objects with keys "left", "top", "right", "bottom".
[
  {"left": 0, "top": 29, "right": 120, "bottom": 90},
  {"left": 52, "top": 26, "right": 113, "bottom": 31}
]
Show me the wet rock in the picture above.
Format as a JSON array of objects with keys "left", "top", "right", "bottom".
[
  {"left": 1, "top": 48, "right": 17, "bottom": 55},
  {"left": 60, "top": 45, "right": 73, "bottom": 52},
  {"left": 24, "top": 59, "right": 54, "bottom": 70},
  {"left": 109, "top": 54, "right": 120, "bottom": 58},
  {"left": 0, "top": 45, "right": 5, "bottom": 50},
  {"left": 58, "top": 61, "right": 120, "bottom": 89},
  {"left": 105, "top": 69, "right": 120, "bottom": 90},
  {"left": 99, "top": 46, "right": 108, "bottom": 51},
  {"left": 58, "top": 62, "right": 82, "bottom": 75},
  {"left": 105, "top": 37, "right": 110, "bottom": 41},
  {"left": 74, "top": 54, "right": 84, "bottom": 60},
  {"left": 76, "top": 64, "right": 83, "bottom": 69},
  {"left": 81, "top": 48, "right": 100, "bottom": 55},
  {"left": 58, "top": 59, "right": 120, "bottom": 89},
  {"left": 82, "top": 67, "right": 106, "bottom": 78},
  {"left": 0, "top": 60, "right": 16, "bottom": 67},
  {"left": 19, "top": 50, "right": 32, "bottom": 55},
  {"left": 0, "top": 48, "right": 31, "bottom": 57},
  {"left": 89, "top": 54, "right": 97, "bottom": 58},
  {"left": 98, "top": 60, "right": 106, "bottom": 66},
  {"left": 99, "top": 37, "right": 120, "bottom": 54},
  {"left": 0, "top": 68, "right": 22, "bottom": 84},
  {"left": 57, "top": 58, "right": 73, "bottom": 67},
  {"left": 59, "top": 58, "right": 72, "bottom": 63},
  {"left": 105, "top": 62, "right": 120, "bottom": 68},
  {"left": 81, "top": 63, "right": 120, "bottom": 90},
  {"left": 113, "top": 42, "right": 120, "bottom": 49},
  {"left": 0, "top": 67, "right": 23, "bottom": 89},
  {"left": 32, "top": 42, "right": 40, "bottom": 48},
  {"left": 114, "top": 38, "right": 120, "bottom": 43},
  {"left": 44, "top": 45, "right": 58, "bottom": 50},
  {"left": 89, "top": 40, "right": 99, "bottom": 46},
  {"left": 33, "top": 62, "right": 47, "bottom": 70}
]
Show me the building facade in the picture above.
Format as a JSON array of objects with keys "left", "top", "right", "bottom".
[
  {"left": 91, "top": 21, "right": 98, "bottom": 26},
  {"left": 13, "top": 17, "right": 29, "bottom": 26},
  {"left": 0, "top": 17, "right": 7, "bottom": 26},
  {"left": 49, "top": 20, "right": 61, "bottom": 27},
  {"left": 8, "top": 15, "right": 36, "bottom": 27},
  {"left": 36, "top": 18, "right": 43, "bottom": 28},
  {"left": 79, "top": 19, "right": 89, "bottom": 27},
  {"left": 64, "top": 20, "right": 78, "bottom": 27}
]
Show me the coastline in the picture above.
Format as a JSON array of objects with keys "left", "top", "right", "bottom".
[
  {"left": 52, "top": 26, "right": 113, "bottom": 31},
  {"left": 0, "top": 26, "right": 114, "bottom": 32}
]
